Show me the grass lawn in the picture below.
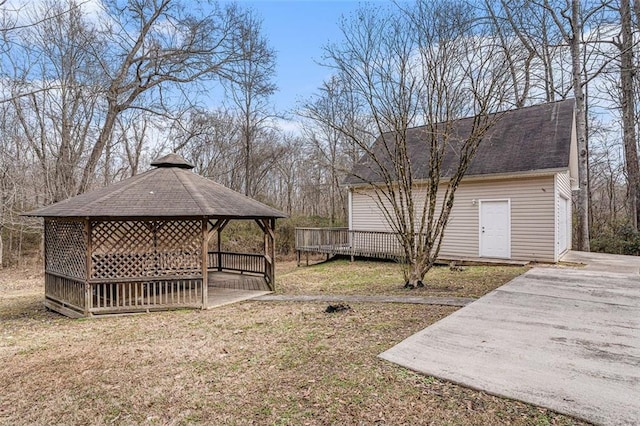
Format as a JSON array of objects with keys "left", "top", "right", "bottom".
[
  {"left": 277, "top": 258, "right": 529, "bottom": 298},
  {"left": 0, "top": 261, "right": 585, "bottom": 425}
]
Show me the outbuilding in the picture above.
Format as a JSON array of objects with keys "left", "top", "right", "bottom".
[{"left": 296, "top": 99, "right": 578, "bottom": 264}]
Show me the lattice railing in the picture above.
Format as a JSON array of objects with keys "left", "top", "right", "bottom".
[
  {"left": 45, "top": 219, "right": 87, "bottom": 279},
  {"left": 91, "top": 220, "right": 202, "bottom": 279}
]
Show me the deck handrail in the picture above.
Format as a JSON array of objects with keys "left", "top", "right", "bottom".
[
  {"left": 295, "top": 227, "right": 407, "bottom": 263},
  {"left": 207, "top": 251, "right": 266, "bottom": 275}
]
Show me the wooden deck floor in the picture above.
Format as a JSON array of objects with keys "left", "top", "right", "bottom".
[
  {"left": 207, "top": 271, "right": 271, "bottom": 308},
  {"left": 207, "top": 271, "right": 270, "bottom": 291}
]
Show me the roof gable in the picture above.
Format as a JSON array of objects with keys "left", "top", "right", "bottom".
[{"left": 345, "top": 99, "right": 576, "bottom": 185}]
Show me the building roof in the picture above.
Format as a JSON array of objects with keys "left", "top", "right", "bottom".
[
  {"left": 344, "top": 99, "right": 576, "bottom": 185},
  {"left": 25, "top": 154, "right": 287, "bottom": 219}
]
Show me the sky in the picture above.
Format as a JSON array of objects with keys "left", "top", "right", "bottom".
[
  {"left": 6, "top": 0, "right": 366, "bottom": 116},
  {"left": 229, "top": 1, "right": 368, "bottom": 117}
]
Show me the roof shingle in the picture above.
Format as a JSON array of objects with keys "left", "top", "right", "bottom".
[
  {"left": 25, "top": 156, "right": 287, "bottom": 219},
  {"left": 344, "top": 99, "right": 575, "bottom": 185}
]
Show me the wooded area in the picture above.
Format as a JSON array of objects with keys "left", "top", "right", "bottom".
[{"left": 1, "top": 0, "right": 640, "bottom": 267}]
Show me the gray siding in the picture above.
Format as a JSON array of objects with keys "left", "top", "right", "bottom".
[{"left": 351, "top": 174, "right": 558, "bottom": 262}]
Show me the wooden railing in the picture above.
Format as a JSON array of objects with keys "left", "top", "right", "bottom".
[
  {"left": 295, "top": 227, "right": 405, "bottom": 261},
  {"left": 89, "top": 278, "right": 203, "bottom": 314},
  {"left": 47, "top": 252, "right": 271, "bottom": 317},
  {"left": 45, "top": 273, "right": 86, "bottom": 314},
  {"left": 207, "top": 251, "right": 266, "bottom": 275},
  {"left": 295, "top": 227, "right": 350, "bottom": 251}
]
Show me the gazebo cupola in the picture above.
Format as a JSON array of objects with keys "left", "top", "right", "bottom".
[{"left": 25, "top": 154, "right": 286, "bottom": 318}]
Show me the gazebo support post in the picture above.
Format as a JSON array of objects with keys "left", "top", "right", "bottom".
[
  {"left": 84, "top": 219, "right": 92, "bottom": 317},
  {"left": 262, "top": 218, "right": 276, "bottom": 291},
  {"left": 208, "top": 219, "right": 229, "bottom": 272},
  {"left": 217, "top": 225, "right": 222, "bottom": 272},
  {"left": 269, "top": 218, "right": 276, "bottom": 290},
  {"left": 201, "top": 219, "right": 208, "bottom": 309},
  {"left": 255, "top": 219, "right": 275, "bottom": 291}
]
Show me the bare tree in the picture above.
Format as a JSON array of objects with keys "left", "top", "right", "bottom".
[
  {"left": 2, "top": 0, "right": 276, "bottom": 200},
  {"left": 7, "top": 0, "right": 102, "bottom": 202},
  {"left": 171, "top": 108, "right": 243, "bottom": 190},
  {"left": 272, "top": 134, "right": 305, "bottom": 215},
  {"left": 222, "top": 9, "right": 276, "bottom": 197},
  {"left": 615, "top": 0, "right": 640, "bottom": 228},
  {"left": 75, "top": 0, "right": 270, "bottom": 193},
  {"left": 538, "top": 0, "right": 599, "bottom": 251},
  {"left": 589, "top": 124, "right": 625, "bottom": 235},
  {"left": 317, "top": 1, "right": 510, "bottom": 286},
  {"left": 484, "top": 0, "right": 568, "bottom": 105},
  {"left": 299, "top": 76, "right": 372, "bottom": 225}
]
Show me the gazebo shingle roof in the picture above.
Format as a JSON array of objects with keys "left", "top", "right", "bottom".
[
  {"left": 344, "top": 99, "right": 575, "bottom": 185},
  {"left": 26, "top": 154, "right": 287, "bottom": 218}
]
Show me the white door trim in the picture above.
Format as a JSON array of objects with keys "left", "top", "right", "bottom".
[
  {"left": 558, "top": 194, "right": 569, "bottom": 255},
  {"left": 478, "top": 199, "right": 511, "bottom": 259},
  {"left": 348, "top": 189, "right": 353, "bottom": 230}
]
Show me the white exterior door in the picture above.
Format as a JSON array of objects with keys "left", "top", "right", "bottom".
[
  {"left": 479, "top": 200, "right": 510, "bottom": 258},
  {"left": 558, "top": 196, "right": 568, "bottom": 254}
]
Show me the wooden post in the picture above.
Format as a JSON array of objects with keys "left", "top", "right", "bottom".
[
  {"left": 84, "top": 218, "right": 92, "bottom": 317},
  {"left": 350, "top": 230, "right": 354, "bottom": 262},
  {"left": 263, "top": 220, "right": 270, "bottom": 285},
  {"left": 201, "top": 219, "right": 208, "bottom": 309},
  {"left": 217, "top": 226, "right": 222, "bottom": 272},
  {"left": 208, "top": 219, "right": 228, "bottom": 272},
  {"left": 269, "top": 218, "right": 276, "bottom": 290},
  {"left": 43, "top": 219, "right": 48, "bottom": 300},
  {"left": 256, "top": 218, "right": 276, "bottom": 291}
]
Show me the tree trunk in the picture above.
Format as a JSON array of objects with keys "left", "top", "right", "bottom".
[
  {"left": 78, "top": 101, "right": 119, "bottom": 194},
  {"left": 619, "top": 0, "right": 640, "bottom": 229},
  {"left": 570, "top": 0, "right": 590, "bottom": 251},
  {"left": 0, "top": 227, "right": 3, "bottom": 269}
]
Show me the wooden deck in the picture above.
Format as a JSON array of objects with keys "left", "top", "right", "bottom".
[
  {"left": 295, "top": 227, "right": 530, "bottom": 266},
  {"left": 207, "top": 271, "right": 270, "bottom": 291},
  {"left": 295, "top": 227, "right": 404, "bottom": 263}
]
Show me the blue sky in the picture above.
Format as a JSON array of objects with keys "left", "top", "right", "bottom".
[{"left": 232, "top": 1, "right": 368, "bottom": 115}]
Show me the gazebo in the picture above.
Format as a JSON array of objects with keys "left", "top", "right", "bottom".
[{"left": 25, "top": 154, "right": 286, "bottom": 318}]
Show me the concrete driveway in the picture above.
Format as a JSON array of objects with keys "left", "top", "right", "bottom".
[{"left": 379, "top": 252, "right": 640, "bottom": 425}]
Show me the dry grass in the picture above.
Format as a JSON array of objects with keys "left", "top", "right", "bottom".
[
  {"left": 277, "top": 258, "right": 528, "bottom": 298},
  {"left": 0, "top": 262, "right": 585, "bottom": 425}
]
